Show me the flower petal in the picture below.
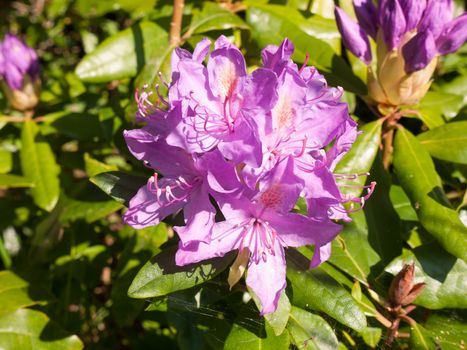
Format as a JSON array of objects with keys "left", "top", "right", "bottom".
[
  {"left": 402, "top": 30, "right": 437, "bottom": 73},
  {"left": 335, "top": 7, "right": 372, "bottom": 64},
  {"left": 419, "top": 0, "right": 454, "bottom": 39},
  {"left": 310, "top": 242, "right": 332, "bottom": 268},
  {"left": 353, "top": 0, "right": 378, "bottom": 39},
  {"left": 261, "top": 38, "right": 295, "bottom": 74},
  {"left": 246, "top": 241, "right": 286, "bottom": 315},
  {"left": 123, "top": 179, "right": 186, "bottom": 229},
  {"left": 175, "top": 220, "right": 243, "bottom": 265},
  {"left": 174, "top": 185, "right": 216, "bottom": 246},
  {"left": 379, "top": 0, "right": 407, "bottom": 49},
  {"left": 436, "top": 13, "right": 467, "bottom": 55},
  {"left": 399, "top": 0, "right": 426, "bottom": 32}
]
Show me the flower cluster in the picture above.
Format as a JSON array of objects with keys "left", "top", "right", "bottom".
[
  {"left": 0, "top": 33, "right": 40, "bottom": 111},
  {"left": 124, "top": 36, "right": 374, "bottom": 314},
  {"left": 335, "top": 0, "right": 467, "bottom": 107}
]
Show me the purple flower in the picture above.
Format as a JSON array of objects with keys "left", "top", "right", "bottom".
[
  {"left": 124, "top": 37, "right": 373, "bottom": 314},
  {"left": 335, "top": 0, "right": 467, "bottom": 106},
  {"left": 0, "top": 34, "right": 39, "bottom": 90},
  {"left": 175, "top": 158, "right": 341, "bottom": 314}
]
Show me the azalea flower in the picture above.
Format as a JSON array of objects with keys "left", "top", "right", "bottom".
[
  {"left": 124, "top": 36, "right": 374, "bottom": 314},
  {"left": 0, "top": 33, "right": 40, "bottom": 110},
  {"left": 335, "top": 0, "right": 467, "bottom": 106}
]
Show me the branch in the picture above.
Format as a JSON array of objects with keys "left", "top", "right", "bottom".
[{"left": 169, "top": 0, "right": 185, "bottom": 46}]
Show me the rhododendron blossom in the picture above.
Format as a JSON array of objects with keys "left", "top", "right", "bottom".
[{"left": 124, "top": 36, "right": 375, "bottom": 314}]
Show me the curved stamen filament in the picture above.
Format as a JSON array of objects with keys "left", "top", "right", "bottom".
[{"left": 147, "top": 173, "right": 195, "bottom": 205}]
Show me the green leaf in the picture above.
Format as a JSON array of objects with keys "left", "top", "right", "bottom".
[
  {"left": 410, "top": 323, "right": 435, "bottom": 350},
  {"left": 421, "top": 312, "right": 467, "bottom": 349},
  {"left": 389, "top": 185, "right": 418, "bottom": 221},
  {"left": 0, "top": 271, "right": 41, "bottom": 317},
  {"left": 128, "top": 245, "right": 234, "bottom": 298},
  {"left": 361, "top": 327, "right": 382, "bottom": 348},
  {"left": 0, "top": 174, "right": 34, "bottom": 188},
  {"left": 74, "top": 0, "right": 157, "bottom": 17},
  {"left": 224, "top": 323, "right": 290, "bottom": 350},
  {"left": 286, "top": 250, "right": 366, "bottom": 332},
  {"left": 75, "top": 21, "right": 168, "bottom": 83},
  {"left": 287, "top": 306, "right": 338, "bottom": 350},
  {"left": 60, "top": 198, "right": 123, "bottom": 223},
  {"left": 185, "top": 2, "right": 249, "bottom": 36},
  {"left": 20, "top": 120, "right": 60, "bottom": 211},
  {"left": 417, "top": 121, "right": 467, "bottom": 164},
  {"left": 413, "top": 91, "right": 464, "bottom": 128},
  {"left": 334, "top": 119, "right": 383, "bottom": 198},
  {"left": 385, "top": 244, "right": 467, "bottom": 309},
  {"left": 0, "top": 308, "right": 83, "bottom": 350},
  {"left": 393, "top": 127, "right": 467, "bottom": 262},
  {"left": 328, "top": 211, "right": 380, "bottom": 284},
  {"left": 90, "top": 171, "right": 147, "bottom": 206},
  {"left": 84, "top": 153, "right": 118, "bottom": 177},
  {"left": 0, "top": 148, "right": 12, "bottom": 174},
  {"left": 245, "top": 3, "right": 366, "bottom": 95},
  {"left": 249, "top": 288, "right": 291, "bottom": 336}
]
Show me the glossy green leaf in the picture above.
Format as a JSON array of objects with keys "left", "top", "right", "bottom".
[
  {"left": 286, "top": 250, "right": 366, "bottom": 332},
  {"left": 334, "top": 120, "right": 383, "bottom": 198},
  {"left": 90, "top": 171, "right": 147, "bottom": 206},
  {"left": 74, "top": 0, "right": 157, "bottom": 17},
  {"left": 328, "top": 211, "right": 380, "bottom": 284},
  {"left": 249, "top": 288, "right": 291, "bottom": 336},
  {"left": 417, "top": 121, "right": 467, "bottom": 164},
  {"left": 245, "top": 3, "right": 366, "bottom": 95},
  {"left": 224, "top": 323, "right": 290, "bottom": 350},
  {"left": 287, "top": 306, "right": 338, "bottom": 350},
  {"left": 186, "top": 2, "right": 248, "bottom": 36},
  {"left": 420, "top": 312, "right": 467, "bottom": 349},
  {"left": 413, "top": 91, "right": 464, "bottom": 128},
  {"left": 393, "top": 127, "right": 467, "bottom": 262},
  {"left": 389, "top": 185, "right": 418, "bottom": 221},
  {"left": 385, "top": 243, "right": 467, "bottom": 309},
  {"left": 76, "top": 21, "right": 168, "bottom": 83},
  {"left": 128, "top": 245, "right": 234, "bottom": 298},
  {"left": 20, "top": 120, "right": 60, "bottom": 211},
  {"left": 0, "top": 308, "right": 83, "bottom": 350},
  {"left": 0, "top": 174, "right": 34, "bottom": 188}
]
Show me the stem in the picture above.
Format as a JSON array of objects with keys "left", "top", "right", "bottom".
[
  {"left": 384, "top": 317, "right": 400, "bottom": 348},
  {"left": 169, "top": 0, "right": 184, "bottom": 46},
  {"left": 382, "top": 127, "right": 394, "bottom": 170}
]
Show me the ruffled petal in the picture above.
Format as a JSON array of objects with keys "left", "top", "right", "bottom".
[
  {"left": 246, "top": 241, "right": 286, "bottom": 315},
  {"left": 175, "top": 220, "right": 242, "bottom": 265}
]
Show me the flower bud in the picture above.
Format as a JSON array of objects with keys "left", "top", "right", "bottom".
[
  {"left": 0, "top": 34, "right": 40, "bottom": 111},
  {"left": 388, "top": 263, "right": 426, "bottom": 307},
  {"left": 368, "top": 30, "right": 437, "bottom": 107}
]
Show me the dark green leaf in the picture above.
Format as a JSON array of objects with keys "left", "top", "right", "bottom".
[
  {"left": 385, "top": 243, "right": 467, "bottom": 309},
  {"left": 417, "top": 121, "right": 467, "bottom": 164},
  {"left": 90, "top": 171, "right": 147, "bottom": 206},
  {"left": 0, "top": 308, "right": 83, "bottom": 350},
  {"left": 76, "top": 22, "right": 168, "bottom": 83},
  {"left": 286, "top": 250, "right": 366, "bottom": 332},
  {"left": 128, "top": 245, "right": 234, "bottom": 298},
  {"left": 287, "top": 306, "right": 338, "bottom": 350},
  {"left": 245, "top": 3, "right": 366, "bottom": 95},
  {"left": 0, "top": 271, "right": 43, "bottom": 317},
  {"left": 393, "top": 127, "right": 467, "bottom": 262},
  {"left": 389, "top": 185, "right": 418, "bottom": 221},
  {"left": 60, "top": 198, "right": 123, "bottom": 223},
  {"left": 20, "top": 120, "right": 60, "bottom": 211},
  {"left": 84, "top": 153, "right": 118, "bottom": 177}
]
